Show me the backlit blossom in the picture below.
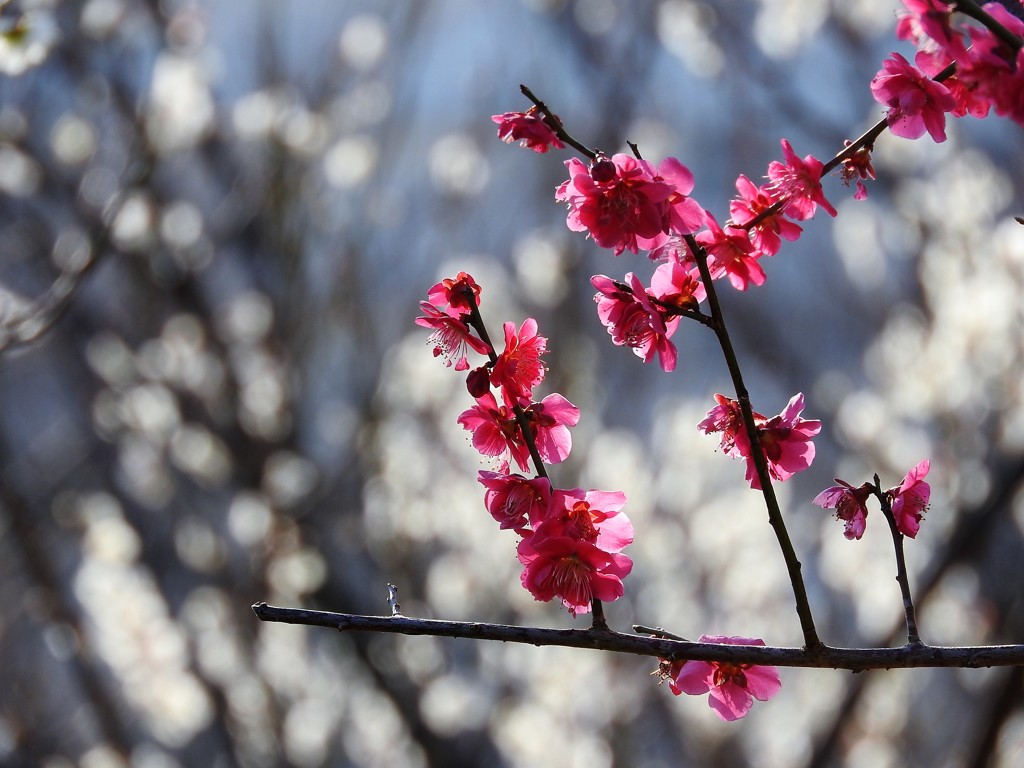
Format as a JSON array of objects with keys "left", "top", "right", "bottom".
[
  {"left": 813, "top": 479, "right": 873, "bottom": 540},
  {"left": 870, "top": 51, "right": 956, "bottom": 142},
  {"left": 538, "top": 488, "right": 633, "bottom": 553},
  {"left": 895, "top": 0, "right": 966, "bottom": 62},
  {"left": 749, "top": 393, "right": 821, "bottom": 489},
  {"left": 591, "top": 272, "right": 680, "bottom": 372},
  {"left": 522, "top": 393, "right": 580, "bottom": 465},
  {"left": 660, "top": 636, "right": 782, "bottom": 721},
  {"left": 728, "top": 174, "right": 802, "bottom": 256},
  {"left": 416, "top": 303, "right": 491, "bottom": 370},
  {"left": 766, "top": 139, "right": 837, "bottom": 221},
  {"left": 838, "top": 141, "right": 876, "bottom": 201},
  {"left": 492, "top": 107, "right": 565, "bottom": 153},
  {"left": 426, "top": 271, "right": 483, "bottom": 318},
  {"left": 458, "top": 391, "right": 530, "bottom": 472},
  {"left": 517, "top": 534, "right": 632, "bottom": 616},
  {"left": 887, "top": 459, "right": 931, "bottom": 538},
  {"left": 697, "top": 393, "right": 746, "bottom": 458},
  {"left": 699, "top": 393, "right": 820, "bottom": 490},
  {"left": 478, "top": 471, "right": 551, "bottom": 532},
  {"left": 491, "top": 317, "right": 548, "bottom": 404},
  {"left": 556, "top": 154, "right": 703, "bottom": 255},
  {"left": 696, "top": 213, "right": 766, "bottom": 291}
]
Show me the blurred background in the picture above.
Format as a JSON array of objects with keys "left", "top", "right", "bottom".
[{"left": 1, "top": 0, "right": 1023, "bottom": 766}]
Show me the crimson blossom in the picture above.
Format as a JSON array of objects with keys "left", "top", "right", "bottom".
[
  {"left": 728, "top": 174, "right": 803, "bottom": 256},
  {"left": 813, "top": 479, "right": 873, "bottom": 540},
  {"left": 478, "top": 471, "right": 551, "bottom": 533},
  {"left": 516, "top": 534, "right": 633, "bottom": 616},
  {"left": 888, "top": 459, "right": 931, "bottom": 538},
  {"left": 491, "top": 107, "right": 565, "bottom": 153},
  {"left": 699, "top": 393, "right": 820, "bottom": 490},
  {"left": 490, "top": 317, "right": 548, "bottom": 405},
  {"left": 766, "top": 139, "right": 837, "bottom": 221},
  {"left": 696, "top": 213, "right": 765, "bottom": 291},
  {"left": 556, "top": 153, "right": 704, "bottom": 256},
  {"left": 415, "top": 303, "right": 491, "bottom": 371},
  {"left": 870, "top": 51, "right": 957, "bottom": 142},
  {"left": 660, "top": 636, "right": 782, "bottom": 721}
]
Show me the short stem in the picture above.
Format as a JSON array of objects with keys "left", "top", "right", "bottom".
[
  {"left": 873, "top": 475, "right": 923, "bottom": 646},
  {"left": 591, "top": 598, "right": 608, "bottom": 630},
  {"left": 465, "top": 300, "right": 550, "bottom": 480},
  {"left": 520, "top": 84, "right": 598, "bottom": 160},
  {"left": 685, "top": 233, "right": 821, "bottom": 650}
]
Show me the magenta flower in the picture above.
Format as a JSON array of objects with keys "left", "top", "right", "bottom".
[
  {"left": 662, "top": 636, "right": 782, "bottom": 721},
  {"left": 458, "top": 391, "right": 530, "bottom": 472},
  {"left": 492, "top": 108, "right": 565, "bottom": 153},
  {"left": 491, "top": 317, "right": 548, "bottom": 405},
  {"left": 656, "top": 156, "right": 707, "bottom": 236},
  {"left": 838, "top": 141, "right": 876, "bottom": 201},
  {"left": 538, "top": 488, "right": 634, "bottom": 554},
  {"left": 766, "top": 139, "right": 837, "bottom": 221},
  {"left": 870, "top": 51, "right": 957, "bottom": 142},
  {"left": 813, "top": 479, "right": 873, "bottom": 540},
  {"left": 697, "top": 393, "right": 747, "bottom": 458},
  {"left": 517, "top": 534, "right": 632, "bottom": 616},
  {"left": 728, "top": 174, "right": 802, "bottom": 256},
  {"left": 425, "top": 271, "right": 483, "bottom": 318},
  {"left": 555, "top": 154, "right": 703, "bottom": 256},
  {"left": 749, "top": 393, "right": 821, "bottom": 489},
  {"left": 696, "top": 213, "right": 766, "bottom": 291},
  {"left": 478, "top": 471, "right": 552, "bottom": 532},
  {"left": 557, "top": 153, "right": 675, "bottom": 255},
  {"left": 888, "top": 459, "right": 931, "bottom": 538},
  {"left": 699, "top": 393, "right": 820, "bottom": 490},
  {"left": 415, "top": 303, "right": 491, "bottom": 370},
  {"left": 895, "top": 0, "right": 967, "bottom": 62},
  {"left": 591, "top": 272, "right": 681, "bottom": 372},
  {"left": 522, "top": 393, "right": 580, "bottom": 465}
]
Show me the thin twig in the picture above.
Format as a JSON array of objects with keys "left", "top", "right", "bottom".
[
  {"left": 684, "top": 233, "right": 821, "bottom": 651},
  {"left": 873, "top": 475, "right": 923, "bottom": 646}
]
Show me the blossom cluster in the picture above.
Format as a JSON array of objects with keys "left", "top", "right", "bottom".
[
  {"left": 417, "top": 272, "right": 633, "bottom": 616},
  {"left": 880, "top": 0, "right": 1024, "bottom": 133},
  {"left": 814, "top": 459, "right": 932, "bottom": 540}
]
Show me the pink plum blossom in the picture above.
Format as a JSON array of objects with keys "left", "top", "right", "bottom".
[
  {"left": 415, "top": 303, "right": 491, "bottom": 370},
  {"left": 838, "top": 141, "right": 876, "bottom": 201},
  {"left": 728, "top": 174, "right": 802, "bottom": 256},
  {"left": 458, "top": 391, "right": 530, "bottom": 472},
  {"left": 699, "top": 393, "right": 820, "bottom": 490},
  {"left": 813, "top": 479, "right": 873, "bottom": 540},
  {"left": 870, "top": 51, "right": 957, "bottom": 142},
  {"left": 696, "top": 213, "right": 766, "bottom": 291},
  {"left": 491, "top": 318, "right": 548, "bottom": 405},
  {"left": 895, "top": 0, "right": 967, "bottom": 62},
  {"left": 538, "top": 488, "right": 634, "bottom": 553},
  {"left": 517, "top": 534, "right": 632, "bottom": 616},
  {"left": 556, "top": 154, "right": 674, "bottom": 254},
  {"left": 766, "top": 139, "right": 837, "bottom": 221},
  {"left": 661, "top": 636, "right": 782, "bottom": 721},
  {"left": 555, "top": 154, "right": 703, "bottom": 255},
  {"left": 522, "top": 393, "right": 580, "bottom": 465},
  {"left": 492, "top": 108, "right": 565, "bottom": 153},
  {"left": 591, "top": 272, "right": 681, "bottom": 372},
  {"left": 426, "top": 271, "right": 483, "bottom": 318},
  {"left": 478, "top": 471, "right": 552, "bottom": 532},
  {"left": 749, "top": 393, "right": 821, "bottom": 489},
  {"left": 888, "top": 459, "right": 931, "bottom": 538}
]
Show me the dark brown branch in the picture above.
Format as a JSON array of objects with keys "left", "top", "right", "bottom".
[{"left": 252, "top": 603, "right": 1024, "bottom": 670}]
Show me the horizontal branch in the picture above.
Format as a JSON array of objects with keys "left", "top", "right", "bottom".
[{"left": 252, "top": 603, "right": 1024, "bottom": 671}]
